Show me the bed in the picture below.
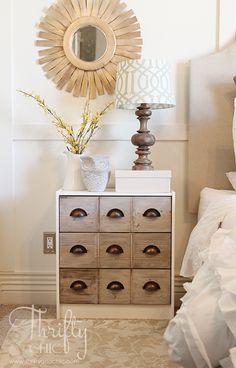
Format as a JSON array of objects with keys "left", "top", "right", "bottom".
[
  {"left": 164, "top": 43, "right": 236, "bottom": 368},
  {"left": 165, "top": 188, "right": 236, "bottom": 368}
]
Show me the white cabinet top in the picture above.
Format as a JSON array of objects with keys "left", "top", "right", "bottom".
[{"left": 57, "top": 189, "right": 175, "bottom": 197}]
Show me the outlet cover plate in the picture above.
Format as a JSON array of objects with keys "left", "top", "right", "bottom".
[{"left": 43, "top": 232, "right": 56, "bottom": 254}]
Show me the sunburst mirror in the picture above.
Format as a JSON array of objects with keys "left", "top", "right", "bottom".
[{"left": 36, "top": 0, "right": 143, "bottom": 99}]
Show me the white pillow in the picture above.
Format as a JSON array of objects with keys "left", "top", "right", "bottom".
[
  {"left": 198, "top": 187, "right": 236, "bottom": 220},
  {"left": 221, "top": 208, "right": 236, "bottom": 229},
  {"left": 226, "top": 172, "right": 236, "bottom": 191},
  {"left": 181, "top": 196, "right": 236, "bottom": 277}
]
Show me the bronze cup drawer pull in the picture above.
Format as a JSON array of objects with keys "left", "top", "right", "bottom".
[
  {"left": 106, "top": 244, "right": 124, "bottom": 255},
  {"left": 107, "top": 281, "right": 124, "bottom": 291},
  {"left": 106, "top": 208, "right": 124, "bottom": 218},
  {"left": 70, "top": 208, "right": 87, "bottom": 218},
  {"left": 143, "top": 244, "right": 161, "bottom": 256},
  {"left": 143, "top": 208, "right": 161, "bottom": 218},
  {"left": 70, "top": 280, "right": 88, "bottom": 291},
  {"left": 143, "top": 281, "right": 160, "bottom": 292},
  {"left": 70, "top": 244, "right": 88, "bottom": 255}
]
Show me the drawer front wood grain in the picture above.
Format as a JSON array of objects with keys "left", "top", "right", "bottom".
[
  {"left": 60, "top": 233, "right": 98, "bottom": 268},
  {"left": 132, "top": 197, "right": 171, "bottom": 232},
  {"left": 132, "top": 233, "right": 171, "bottom": 269},
  {"left": 99, "top": 269, "right": 130, "bottom": 304},
  {"left": 99, "top": 233, "right": 131, "bottom": 268},
  {"left": 100, "top": 197, "right": 131, "bottom": 232},
  {"left": 60, "top": 269, "right": 98, "bottom": 304},
  {"left": 60, "top": 196, "right": 98, "bottom": 232},
  {"left": 131, "top": 269, "right": 170, "bottom": 305}
]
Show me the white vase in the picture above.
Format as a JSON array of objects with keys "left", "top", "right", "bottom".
[{"left": 62, "top": 151, "right": 85, "bottom": 191}]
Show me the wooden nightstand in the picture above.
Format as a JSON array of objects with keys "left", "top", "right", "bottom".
[{"left": 56, "top": 190, "right": 175, "bottom": 319}]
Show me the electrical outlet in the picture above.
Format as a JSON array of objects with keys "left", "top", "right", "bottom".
[{"left": 43, "top": 232, "right": 56, "bottom": 254}]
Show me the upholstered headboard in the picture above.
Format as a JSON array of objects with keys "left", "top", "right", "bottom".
[{"left": 188, "top": 43, "right": 236, "bottom": 213}]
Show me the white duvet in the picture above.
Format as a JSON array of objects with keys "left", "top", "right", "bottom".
[
  {"left": 180, "top": 194, "right": 236, "bottom": 278},
  {"left": 164, "top": 190, "right": 236, "bottom": 368}
]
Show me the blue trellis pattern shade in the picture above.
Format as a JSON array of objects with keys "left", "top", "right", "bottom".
[{"left": 115, "top": 59, "right": 176, "bottom": 110}]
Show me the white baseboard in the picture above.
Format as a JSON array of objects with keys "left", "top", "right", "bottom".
[
  {"left": 0, "top": 272, "right": 189, "bottom": 307},
  {"left": 0, "top": 272, "right": 56, "bottom": 305}
]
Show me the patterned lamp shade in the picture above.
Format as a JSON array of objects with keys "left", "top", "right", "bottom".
[{"left": 115, "top": 59, "right": 176, "bottom": 110}]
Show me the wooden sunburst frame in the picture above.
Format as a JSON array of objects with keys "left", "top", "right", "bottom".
[{"left": 36, "top": 0, "right": 143, "bottom": 99}]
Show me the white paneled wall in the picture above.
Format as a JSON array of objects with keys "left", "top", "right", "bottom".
[
  {"left": 0, "top": 1, "right": 14, "bottom": 273},
  {"left": 0, "top": 0, "right": 235, "bottom": 303}
]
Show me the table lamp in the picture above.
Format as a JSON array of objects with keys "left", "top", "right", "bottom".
[{"left": 115, "top": 59, "right": 175, "bottom": 170}]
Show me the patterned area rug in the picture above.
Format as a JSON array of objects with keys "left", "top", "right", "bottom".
[
  {"left": 0, "top": 317, "right": 181, "bottom": 368},
  {"left": 0, "top": 305, "right": 56, "bottom": 348}
]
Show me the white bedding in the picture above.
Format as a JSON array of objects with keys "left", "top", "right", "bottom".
[
  {"left": 165, "top": 189, "right": 236, "bottom": 368},
  {"left": 180, "top": 189, "right": 236, "bottom": 278}
]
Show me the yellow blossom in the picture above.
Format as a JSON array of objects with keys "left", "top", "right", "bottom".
[{"left": 18, "top": 90, "right": 113, "bottom": 154}]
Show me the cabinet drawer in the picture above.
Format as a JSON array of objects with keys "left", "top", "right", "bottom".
[
  {"left": 100, "top": 197, "right": 131, "bottom": 232},
  {"left": 131, "top": 269, "right": 170, "bottom": 305},
  {"left": 60, "top": 233, "right": 98, "bottom": 268},
  {"left": 132, "top": 233, "right": 171, "bottom": 269},
  {"left": 132, "top": 197, "right": 171, "bottom": 232},
  {"left": 60, "top": 269, "right": 98, "bottom": 304},
  {"left": 60, "top": 196, "right": 98, "bottom": 232},
  {"left": 99, "top": 233, "right": 131, "bottom": 268},
  {"left": 99, "top": 269, "right": 130, "bottom": 304}
]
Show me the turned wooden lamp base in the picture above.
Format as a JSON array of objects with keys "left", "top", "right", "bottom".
[{"left": 131, "top": 103, "right": 156, "bottom": 170}]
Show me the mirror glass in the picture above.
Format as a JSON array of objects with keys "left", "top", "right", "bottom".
[{"left": 72, "top": 25, "right": 107, "bottom": 62}]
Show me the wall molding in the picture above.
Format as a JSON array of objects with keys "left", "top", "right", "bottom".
[
  {"left": 175, "top": 275, "right": 190, "bottom": 292},
  {"left": 174, "top": 274, "right": 191, "bottom": 308},
  {"left": 0, "top": 271, "right": 56, "bottom": 305},
  {"left": 12, "top": 123, "right": 188, "bottom": 142}
]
